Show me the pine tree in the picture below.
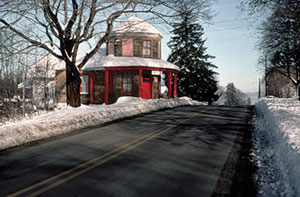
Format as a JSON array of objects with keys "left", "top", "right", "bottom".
[{"left": 167, "top": 7, "right": 219, "bottom": 104}]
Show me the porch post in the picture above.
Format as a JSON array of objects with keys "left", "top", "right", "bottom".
[
  {"left": 89, "top": 71, "right": 94, "bottom": 104},
  {"left": 173, "top": 72, "right": 177, "bottom": 98},
  {"left": 139, "top": 69, "right": 142, "bottom": 98},
  {"left": 158, "top": 76, "right": 161, "bottom": 98},
  {"left": 105, "top": 69, "right": 109, "bottom": 104},
  {"left": 168, "top": 71, "right": 172, "bottom": 99}
]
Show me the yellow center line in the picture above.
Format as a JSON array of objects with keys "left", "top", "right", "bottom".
[
  {"left": 7, "top": 128, "right": 163, "bottom": 197},
  {"left": 8, "top": 115, "right": 196, "bottom": 197}
]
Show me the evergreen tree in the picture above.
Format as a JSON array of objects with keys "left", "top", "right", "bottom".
[{"left": 167, "top": 6, "right": 219, "bottom": 104}]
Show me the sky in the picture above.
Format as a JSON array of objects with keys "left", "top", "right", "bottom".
[{"left": 161, "top": 0, "right": 262, "bottom": 93}]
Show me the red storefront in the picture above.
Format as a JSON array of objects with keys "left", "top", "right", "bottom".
[
  {"left": 79, "top": 16, "right": 179, "bottom": 105},
  {"left": 80, "top": 55, "right": 179, "bottom": 105}
]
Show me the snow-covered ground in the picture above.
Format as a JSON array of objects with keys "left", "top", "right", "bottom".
[
  {"left": 0, "top": 97, "right": 202, "bottom": 151},
  {"left": 253, "top": 97, "right": 300, "bottom": 196}
]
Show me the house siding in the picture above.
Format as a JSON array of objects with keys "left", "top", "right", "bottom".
[
  {"left": 152, "top": 75, "right": 160, "bottom": 99},
  {"left": 152, "top": 40, "right": 159, "bottom": 59},
  {"left": 102, "top": 70, "right": 140, "bottom": 103},
  {"left": 108, "top": 41, "right": 114, "bottom": 55},
  {"left": 114, "top": 39, "right": 122, "bottom": 56},
  {"left": 133, "top": 38, "right": 143, "bottom": 57},
  {"left": 122, "top": 38, "right": 133, "bottom": 56},
  {"left": 267, "top": 70, "right": 296, "bottom": 98},
  {"left": 132, "top": 72, "right": 140, "bottom": 97},
  {"left": 110, "top": 35, "right": 161, "bottom": 59},
  {"left": 55, "top": 70, "right": 66, "bottom": 103},
  {"left": 93, "top": 71, "right": 105, "bottom": 104}
]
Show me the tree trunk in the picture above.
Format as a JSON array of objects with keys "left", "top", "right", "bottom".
[{"left": 66, "top": 62, "right": 81, "bottom": 107}]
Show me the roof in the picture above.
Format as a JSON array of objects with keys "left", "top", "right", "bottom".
[
  {"left": 26, "top": 55, "right": 65, "bottom": 79},
  {"left": 112, "top": 16, "right": 163, "bottom": 37},
  {"left": 81, "top": 55, "right": 179, "bottom": 71}
]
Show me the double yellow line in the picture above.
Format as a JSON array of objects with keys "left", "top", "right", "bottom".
[{"left": 8, "top": 115, "right": 195, "bottom": 197}]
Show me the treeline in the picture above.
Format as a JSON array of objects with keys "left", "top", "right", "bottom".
[
  {"left": 0, "top": 30, "right": 42, "bottom": 122},
  {"left": 242, "top": 0, "right": 300, "bottom": 99}
]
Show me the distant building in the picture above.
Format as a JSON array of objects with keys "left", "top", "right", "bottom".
[
  {"left": 18, "top": 55, "right": 63, "bottom": 109},
  {"left": 266, "top": 67, "right": 297, "bottom": 98}
]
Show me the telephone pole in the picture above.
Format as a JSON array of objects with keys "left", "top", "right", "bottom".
[
  {"left": 265, "top": 55, "right": 268, "bottom": 96},
  {"left": 258, "top": 78, "right": 261, "bottom": 98}
]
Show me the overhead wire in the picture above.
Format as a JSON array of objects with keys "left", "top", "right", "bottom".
[{"left": 212, "top": 17, "right": 256, "bottom": 24}]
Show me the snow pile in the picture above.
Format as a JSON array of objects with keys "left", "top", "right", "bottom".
[
  {"left": 254, "top": 97, "right": 300, "bottom": 196},
  {"left": 0, "top": 97, "right": 203, "bottom": 150}
]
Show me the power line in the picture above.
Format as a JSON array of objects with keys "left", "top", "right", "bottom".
[
  {"left": 203, "top": 23, "right": 259, "bottom": 38},
  {"left": 206, "top": 25, "right": 251, "bottom": 32},
  {"left": 212, "top": 17, "right": 256, "bottom": 24}
]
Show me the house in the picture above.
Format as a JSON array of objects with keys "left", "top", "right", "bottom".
[
  {"left": 18, "top": 55, "right": 64, "bottom": 109},
  {"left": 56, "top": 16, "right": 179, "bottom": 105},
  {"left": 266, "top": 67, "right": 297, "bottom": 98}
]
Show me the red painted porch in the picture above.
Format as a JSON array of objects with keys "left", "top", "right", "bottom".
[{"left": 86, "top": 66, "right": 178, "bottom": 105}]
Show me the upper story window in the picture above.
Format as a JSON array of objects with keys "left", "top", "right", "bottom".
[
  {"left": 114, "top": 39, "right": 122, "bottom": 56},
  {"left": 142, "top": 40, "right": 151, "bottom": 57}
]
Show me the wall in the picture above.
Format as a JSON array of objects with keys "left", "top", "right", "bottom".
[
  {"left": 152, "top": 75, "right": 160, "bottom": 99},
  {"left": 267, "top": 70, "right": 296, "bottom": 98},
  {"left": 93, "top": 71, "right": 105, "bottom": 104},
  {"left": 110, "top": 35, "right": 161, "bottom": 59},
  {"left": 108, "top": 70, "right": 140, "bottom": 103},
  {"left": 55, "top": 70, "right": 66, "bottom": 103}
]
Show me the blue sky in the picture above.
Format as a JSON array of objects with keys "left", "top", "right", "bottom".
[{"left": 161, "top": 0, "right": 262, "bottom": 93}]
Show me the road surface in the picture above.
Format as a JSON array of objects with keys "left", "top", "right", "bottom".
[{"left": 0, "top": 105, "right": 256, "bottom": 197}]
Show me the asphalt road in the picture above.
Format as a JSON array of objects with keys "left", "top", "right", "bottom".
[{"left": 0, "top": 105, "right": 255, "bottom": 197}]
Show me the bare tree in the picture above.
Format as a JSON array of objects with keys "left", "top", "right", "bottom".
[
  {"left": 0, "top": 29, "right": 41, "bottom": 120},
  {"left": 241, "top": 0, "right": 300, "bottom": 99},
  {"left": 0, "top": 0, "right": 213, "bottom": 107},
  {"left": 224, "top": 83, "right": 247, "bottom": 106}
]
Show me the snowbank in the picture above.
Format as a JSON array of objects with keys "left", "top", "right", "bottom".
[
  {"left": 254, "top": 98, "right": 300, "bottom": 196},
  {"left": 0, "top": 97, "right": 202, "bottom": 151}
]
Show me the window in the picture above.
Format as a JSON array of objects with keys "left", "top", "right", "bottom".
[
  {"left": 114, "top": 39, "right": 122, "bottom": 56},
  {"left": 143, "top": 40, "right": 151, "bottom": 57},
  {"left": 122, "top": 73, "right": 132, "bottom": 94},
  {"left": 80, "top": 75, "right": 89, "bottom": 94}
]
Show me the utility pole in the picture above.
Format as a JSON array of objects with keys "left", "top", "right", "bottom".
[
  {"left": 265, "top": 55, "right": 268, "bottom": 97},
  {"left": 22, "top": 72, "right": 26, "bottom": 115},
  {"left": 258, "top": 78, "right": 261, "bottom": 98},
  {"left": 23, "top": 44, "right": 29, "bottom": 116}
]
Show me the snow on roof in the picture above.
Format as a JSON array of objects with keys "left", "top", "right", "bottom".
[
  {"left": 81, "top": 55, "right": 179, "bottom": 71},
  {"left": 112, "top": 16, "right": 163, "bottom": 37},
  {"left": 26, "top": 48, "right": 106, "bottom": 76},
  {"left": 79, "top": 48, "right": 106, "bottom": 71},
  {"left": 26, "top": 55, "right": 64, "bottom": 80}
]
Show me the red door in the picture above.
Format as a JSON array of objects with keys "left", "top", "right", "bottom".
[{"left": 142, "top": 78, "right": 152, "bottom": 99}]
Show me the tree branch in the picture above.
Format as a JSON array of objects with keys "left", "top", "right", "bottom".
[
  {"left": 0, "top": 18, "right": 62, "bottom": 60},
  {"left": 78, "top": 0, "right": 134, "bottom": 69}
]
